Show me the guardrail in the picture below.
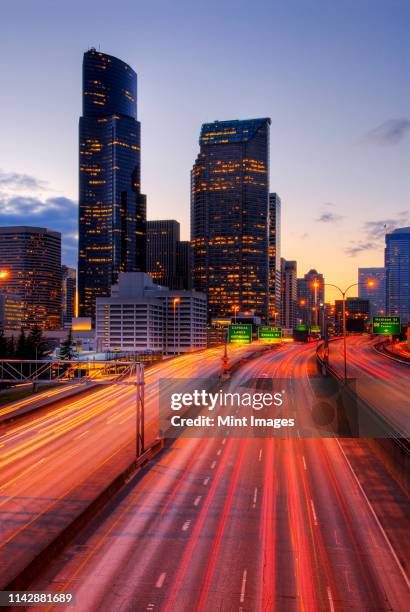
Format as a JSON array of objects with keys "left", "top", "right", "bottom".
[{"left": 373, "top": 341, "right": 410, "bottom": 366}]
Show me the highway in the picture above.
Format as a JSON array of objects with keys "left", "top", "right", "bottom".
[
  {"left": 19, "top": 341, "right": 410, "bottom": 611},
  {"left": 326, "top": 335, "right": 410, "bottom": 436},
  {"left": 0, "top": 343, "right": 266, "bottom": 588}
]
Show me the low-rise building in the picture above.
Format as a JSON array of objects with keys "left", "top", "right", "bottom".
[{"left": 95, "top": 273, "right": 207, "bottom": 355}]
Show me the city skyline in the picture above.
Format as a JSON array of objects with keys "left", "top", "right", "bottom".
[{"left": 0, "top": 0, "right": 408, "bottom": 303}]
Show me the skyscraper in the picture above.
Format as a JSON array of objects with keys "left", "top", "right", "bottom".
[
  {"left": 280, "top": 258, "right": 297, "bottom": 328},
  {"left": 191, "top": 118, "right": 271, "bottom": 321},
  {"left": 358, "top": 267, "right": 386, "bottom": 318},
  {"left": 296, "top": 269, "right": 324, "bottom": 327},
  {"left": 385, "top": 227, "right": 410, "bottom": 323},
  {"left": 0, "top": 226, "right": 61, "bottom": 329},
  {"left": 146, "top": 220, "right": 180, "bottom": 288},
  {"left": 176, "top": 240, "right": 192, "bottom": 290},
  {"left": 269, "top": 193, "right": 281, "bottom": 323},
  {"left": 78, "top": 49, "right": 146, "bottom": 319},
  {"left": 62, "top": 265, "right": 77, "bottom": 326}
]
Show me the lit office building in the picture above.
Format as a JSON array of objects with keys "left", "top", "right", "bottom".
[
  {"left": 0, "top": 226, "right": 61, "bottom": 329},
  {"left": 385, "top": 227, "right": 410, "bottom": 323},
  {"left": 269, "top": 193, "right": 281, "bottom": 323},
  {"left": 95, "top": 273, "right": 207, "bottom": 354},
  {"left": 358, "top": 267, "right": 385, "bottom": 318},
  {"left": 280, "top": 258, "right": 297, "bottom": 328},
  {"left": 62, "top": 265, "right": 76, "bottom": 326},
  {"left": 0, "top": 293, "right": 23, "bottom": 332},
  {"left": 296, "top": 269, "right": 324, "bottom": 327},
  {"left": 78, "top": 49, "right": 146, "bottom": 319},
  {"left": 191, "top": 118, "right": 271, "bottom": 321},
  {"left": 335, "top": 298, "right": 370, "bottom": 333},
  {"left": 176, "top": 240, "right": 192, "bottom": 290}
]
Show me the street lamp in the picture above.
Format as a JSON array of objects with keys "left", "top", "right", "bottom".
[
  {"left": 173, "top": 297, "right": 180, "bottom": 356},
  {"left": 0, "top": 270, "right": 9, "bottom": 280},
  {"left": 324, "top": 279, "right": 376, "bottom": 380},
  {"left": 312, "top": 280, "right": 320, "bottom": 327},
  {"left": 232, "top": 305, "right": 240, "bottom": 324}
]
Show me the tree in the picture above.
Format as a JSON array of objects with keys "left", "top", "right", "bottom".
[
  {"left": 0, "top": 330, "right": 9, "bottom": 358},
  {"left": 60, "top": 329, "right": 74, "bottom": 360},
  {"left": 26, "top": 325, "right": 48, "bottom": 360},
  {"left": 15, "top": 329, "right": 28, "bottom": 359}
]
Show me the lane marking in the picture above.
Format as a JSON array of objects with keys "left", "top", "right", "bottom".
[
  {"left": 258, "top": 448, "right": 263, "bottom": 461},
  {"left": 211, "top": 461, "right": 216, "bottom": 469},
  {"left": 310, "top": 499, "right": 318, "bottom": 525},
  {"left": 336, "top": 439, "right": 410, "bottom": 589},
  {"left": 222, "top": 438, "right": 226, "bottom": 445},
  {"left": 240, "top": 569, "right": 248, "bottom": 603},
  {"left": 156, "top": 572, "right": 166, "bottom": 588},
  {"left": 182, "top": 520, "right": 191, "bottom": 531},
  {"left": 75, "top": 430, "right": 89, "bottom": 440},
  {"left": 203, "top": 477, "right": 210, "bottom": 485},
  {"left": 302, "top": 456, "right": 307, "bottom": 471},
  {"left": 327, "top": 587, "right": 335, "bottom": 612},
  {"left": 252, "top": 487, "right": 258, "bottom": 508},
  {"left": 216, "top": 449, "right": 222, "bottom": 456},
  {"left": 194, "top": 495, "right": 202, "bottom": 506}
]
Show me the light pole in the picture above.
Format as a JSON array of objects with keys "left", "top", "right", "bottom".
[
  {"left": 323, "top": 280, "right": 375, "bottom": 380},
  {"left": 313, "top": 280, "right": 319, "bottom": 327},
  {"left": 232, "top": 305, "right": 239, "bottom": 324},
  {"left": 173, "top": 297, "right": 180, "bottom": 356}
]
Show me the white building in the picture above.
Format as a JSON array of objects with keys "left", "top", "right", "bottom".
[{"left": 95, "top": 273, "right": 207, "bottom": 355}]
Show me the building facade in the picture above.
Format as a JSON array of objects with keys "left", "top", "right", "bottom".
[
  {"left": 296, "top": 269, "right": 325, "bottom": 328},
  {"left": 0, "top": 293, "right": 23, "bottom": 332},
  {"left": 335, "top": 298, "right": 370, "bottom": 333},
  {"left": 280, "top": 258, "right": 297, "bottom": 328},
  {"left": 0, "top": 226, "right": 61, "bottom": 329},
  {"left": 95, "top": 273, "right": 207, "bottom": 354},
  {"left": 176, "top": 240, "right": 192, "bottom": 289},
  {"left": 191, "top": 118, "right": 271, "bottom": 321},
  {"left": 268, "top": 193, "right": 281, "bottom": 323},
  {"left": 358, "top": 267, "right": 386, "bottom": 318},
  {"left": 385, "top": 227, "right": 410, "bottom": 324},
  {"left": 62, "top": 265, "right": 76, "bottom": 327},
  {"left": 78, "top": 49, "right": 146, "bottom": 319},
  {"left": 146, "top": 220, "right": 180, "bottom": 288}
]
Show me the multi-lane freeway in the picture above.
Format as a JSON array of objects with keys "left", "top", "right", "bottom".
[
  {"left": 9, "top": 339, "right": 409, "bottom": 611},
  {"left": 327, "top": 335, "right": 409, "bottom": 436},
  {"left": 0, "top": 343, "right": 266, "bottom": 588}
]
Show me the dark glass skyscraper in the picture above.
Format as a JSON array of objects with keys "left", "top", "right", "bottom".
[
  {"left": 78, "top": 49, "right": 146, "bottom": 318},
  {"left": 385, "top": 227, "right": 410, "bottom": 323},
  {"left": 191, "top": 118, "right": 271, "bottom": 321},
  {"left": 269, "top": 193, "right": 281, "bottom": 322}
]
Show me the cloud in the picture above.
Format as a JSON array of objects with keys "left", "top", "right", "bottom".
[
  {"left": 0, "top": 169, "right": 47, "bottom": 191},
  {"left": 316, "top": 211, "right": 344, "bottom": 224},
  {"left": 364, "top": 118, "right": 410, "bottom": 146},
  {"left": 345, "top": 211, "right": 410, "bottom": 257},
  {"left": 0, "top": 194, "right": 78, "bottom": 266}
]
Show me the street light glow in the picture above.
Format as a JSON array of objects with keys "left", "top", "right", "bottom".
[{"left": 0, "top": 270, "right": 9, "bottom": 279}]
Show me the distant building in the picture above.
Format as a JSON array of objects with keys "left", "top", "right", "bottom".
[
  {"left": 176, "top": 240, "right": 192, "bottom": 289},
  {"left": 95, "top": 272, "right": 207, "bottom": 354},
  {"left": 335, "top": 298, "right": 370, "bottom": 333},
  {"left": 62, "top": 265, "right": 76, "bottom": 327},
  {"left": 385, "top": 227, "right": 410, "bottom": 323},
  {"left": 0, "top": 226, "right": 61, "bottom": 329},
  {"left": 280, "top": 259, "right": 297, "bottom": 328},
  {"left": 296, "top": 269, "right": 324, "bottom": 327},
  {"left": 269, "top": 193, "right": 281, "bottom": 322},
  {"left": 78, "top": 49, "right": 146, "bottom": 319},
  {"left": 0, "top": 293, "right": 23, "bottom": 332},
  {"left": 358, "top": 267, "right": 385, "bottom": 318},
  {"left": 191, "top": 118, "right": 271, "bottom": 321}
]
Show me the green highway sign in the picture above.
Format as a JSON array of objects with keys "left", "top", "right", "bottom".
[
  {"left": 310, "top": 325, "right": 321, "bottom": 333},
  {"left": 258, "top": 326, "right": 282, "bottom": 341},
  {"left": 372, "top": 316, "right": 401, "bottom": 335},
  {"left": 294, "top": 324, "right": 307, "bottom": 331},
  {"left": 228, "top": 323, "right": 253, "bottom": 344}
]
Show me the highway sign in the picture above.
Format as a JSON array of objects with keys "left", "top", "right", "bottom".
[
  {"left": 228, "top": 323, "right": 253, "bottom": 344},
  {"left": 258, "top": 326, "right": 282, "bottom": 341},
  {"left": 310, "top": 325, "right": 321, "bottom": 333},
  {"left": 294, "top": 324, "right": 307, "bottom": 331},
  {"left": 372, "top": 316, "right": 401, "bottom": 335}
]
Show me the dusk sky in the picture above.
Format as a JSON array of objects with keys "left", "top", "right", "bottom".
[{"left": 0, "top": 0, "right": 408, "bottom": 301}]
